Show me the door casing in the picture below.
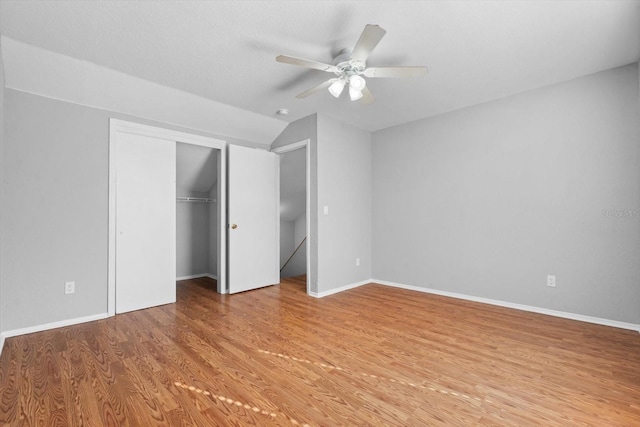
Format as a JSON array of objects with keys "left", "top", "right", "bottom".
[{"left": 271, "top": 139, "right": 312, "bottom": 295}]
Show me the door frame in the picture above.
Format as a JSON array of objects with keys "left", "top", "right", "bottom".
[
  {"left": 271, "top": 139, "right": 312, "bottom": 295},
  {"left": 108, "top": 119, "right": 226, "bottom": 316}
]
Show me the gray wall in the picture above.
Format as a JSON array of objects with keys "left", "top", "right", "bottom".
[
  {"left": 3, "top": 63, "right": 637, "bottom": 332},
  {"left": 2, "top": 90, "right": 109, "bottom": 330},
  {"left": 176, "top": 193, "right": 211, "bottom": 278},
  {"left": 1, "top": 89, "right": 256, "bottom": 332},
  {"left": 316, "top": 114, "right": 372, "bottom": 293},
  {"left": 372, "top": 64, "right": 640, "bottom": 324},
  {"left": 272, "top": 113, "right": 373, "bottom": 294}
]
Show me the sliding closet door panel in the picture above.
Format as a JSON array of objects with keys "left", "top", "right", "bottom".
[
  {"left": 228, "top": 145, "right": 279, "bottom": 294},
  {"left": 115, "top": 132, "right": 176, "bottom": 313}
]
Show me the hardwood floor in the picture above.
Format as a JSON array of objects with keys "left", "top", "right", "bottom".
[
  {"left": 280, "top": 274, "right": 306, "bottom": 288},
  {"left": 1, "top": 277, "right": 639, "bottom": 426}
]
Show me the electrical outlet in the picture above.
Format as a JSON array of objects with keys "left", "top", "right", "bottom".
[
  {"left": 65, "top": 281, "right": 75, "bottom": 294},
  {"left": 356, "top": 258, "right": 360, "bottom": 267},
  {"left": 547, "top": 275, "right": 556, "bottom": 288},
  {"left": 323, "top": 206, "right": 329, "bottom": 215}
]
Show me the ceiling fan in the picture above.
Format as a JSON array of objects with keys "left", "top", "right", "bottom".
[{"left": 276, "top": 24, "right": 427, "bottom": 104}]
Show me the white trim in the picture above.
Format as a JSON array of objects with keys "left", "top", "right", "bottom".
[
  {"left": 109, "top": 119, "right": 227, "bottom": 316},
  {"left": 271, "top": 139, "right": 308, "bottom": 154},
  {"left": 309, "top": 279, "right": 370, "bottom": 298},
  {"left": 0, "top": 335, "right": 5, "bottom": 356},
  {"left": 215, "top": 144, "right": 227, "bottom": 295},
  {"left": 110, "top": 119, "right": 224, "bottom": 148},
  {"left": 374, "top": 279, "right": 640, "bottom": 332},
  {"left": 108, "top": 122, "right": 116, "bottom": 316},
  {"left": 1, "top": 313, "right": 110, "bottom": 338},
  {"left": 176, "top": 273, "right": 219, "bottom": 281},
  {"left": 305, "top": 141, "right": 311, "bottom": 297}
]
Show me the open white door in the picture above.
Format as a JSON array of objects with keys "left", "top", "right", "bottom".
[
  {"left": 115, "top": 133, "right": 176, "bottom": 313},
  {"left": 228, "top": 145, "right": 279, "bottom": 294}
]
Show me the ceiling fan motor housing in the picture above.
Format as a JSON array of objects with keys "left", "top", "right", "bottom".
[{"left": 333, "top": 48, "right": 366, "bottom": 79}]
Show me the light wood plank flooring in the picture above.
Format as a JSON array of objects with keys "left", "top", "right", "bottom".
[{"left": 1, "top": 276, "right": 639, "bottom": 426}]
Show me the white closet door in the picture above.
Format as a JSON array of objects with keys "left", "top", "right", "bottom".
[
  {"left": 228, "top": 145, "right": 279, "bottom": 294},
  {"left": 115, "top": 132, "right": 176, "bottom": 313}
]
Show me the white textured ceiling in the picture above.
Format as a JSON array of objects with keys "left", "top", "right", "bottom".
[{"left": 1, "top": 0, "right": 639, "bottom": 136}]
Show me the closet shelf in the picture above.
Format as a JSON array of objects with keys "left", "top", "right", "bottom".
[{"left": 177, "top": 197, "right": 216, "bottom": 203}]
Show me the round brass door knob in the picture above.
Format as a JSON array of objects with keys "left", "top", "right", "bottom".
[{"left": 231, "top": 224, "right": 238, "bottom": 229}]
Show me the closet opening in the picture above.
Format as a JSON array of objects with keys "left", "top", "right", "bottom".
[{"left": 176, "top": 142, "right": 219, "bottom": 292}]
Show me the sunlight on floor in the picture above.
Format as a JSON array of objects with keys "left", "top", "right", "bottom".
[{"left": 174, "top": 381, "right": 310, "bottom": 426}]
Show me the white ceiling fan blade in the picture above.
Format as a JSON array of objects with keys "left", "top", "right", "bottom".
[
  {"left": 363, "top": 66, "right": 428, "bottom": 78},
  {"left": 359, "top": 86, "right": 375, "bottom": 105},
  {"left": 296, "top": 78, "right": 338, "bottom": 98},
  {"left": 350, "top": 24, "right": 387, "bottom": 62},
  {"left": 276, "top": 55, "right": 339, "bottom": 73}
]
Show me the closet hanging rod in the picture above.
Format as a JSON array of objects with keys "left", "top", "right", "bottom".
[{"left": 176, "top": 197, "right": 216, "bottom": 203}]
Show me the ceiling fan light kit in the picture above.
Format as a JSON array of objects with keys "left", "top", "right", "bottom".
[
  {"left": 276, "top": 24, "right": 428, "bottom": 105},
  {"left": 328, "top": 78, "right": 346, "bottom": 98},
  {"left": 349, "top": 86, "right": 363, "bottom": 101},
  {"left": 349, "top": 75, "right": 366, "bottom": 91}
]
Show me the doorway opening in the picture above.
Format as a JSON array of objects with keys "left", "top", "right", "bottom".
[{"left": 273, "top": 140, "right": 310, "bottom": 293}]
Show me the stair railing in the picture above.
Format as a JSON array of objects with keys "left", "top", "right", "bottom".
[{"left": 280, "top": 236, "right": 307, "bottom": 272}]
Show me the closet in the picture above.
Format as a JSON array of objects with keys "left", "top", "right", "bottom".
[
  {"left": 110, "top": 119, "right": 281, "bottom": 311},
  {"left": 176, "top": 142, "right": 218, "bottom": 283}
]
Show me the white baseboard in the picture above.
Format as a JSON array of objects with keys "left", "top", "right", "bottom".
[
  {"left": 2, "top": 312, "right": 110, "bottom": 339},
  {"left": 309, "top": 279, "right": 371, "bottom": 298},
  {"left": 176, "top": 273, "right": 218, "bottom": 281},
  {"left": 0, "top": 334, "right": 5, "bottom": 356},
  {"left": 373, "top": 279, "right": 640, "bottom": 332}
]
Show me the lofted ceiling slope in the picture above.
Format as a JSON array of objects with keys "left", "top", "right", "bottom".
[
  {"left": 1, "top": 1, "right": 639, "bottom": 138},
  {"left": 176, "top": 143, "right": 217, "bottom": 195}
]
